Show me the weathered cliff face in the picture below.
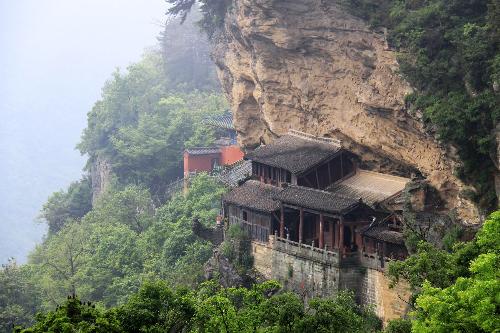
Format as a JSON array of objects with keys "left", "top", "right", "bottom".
[
  {"left": 90, "top": 154, "right": 112, "bottom": 204},
  {"left": 213, "top": 0, "right": 480, "bottom": 223}
]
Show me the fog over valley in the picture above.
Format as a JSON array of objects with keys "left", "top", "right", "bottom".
[{"left": 0, "top": 0, "right": 166, "bottom": 263}]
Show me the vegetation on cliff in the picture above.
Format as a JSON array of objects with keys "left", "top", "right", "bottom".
[
  {"left": 173, "top": 0, "right": 499, "bottom": 211},
  {"left": 14, "top": 281, "right": 383, "bottom": 333},
  {"left": 6, "top": 211, "right": 498, "bottom": 332},
  {"left": 387, "top": 211, "right": 500, "bottom": 332},
  {"left": 347, "top": 0, "right": 499, "bottom": 210},
  {"left": 3, "top": 2, "right": 499, "bottom": 332},
  {"left": 1, "top": 14, "right": 227, "bottom": 330}
]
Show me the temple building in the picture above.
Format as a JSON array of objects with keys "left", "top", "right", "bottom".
[
  {"left": 221, "top": 130, "right": 411, "bottom": 321},
  {"left": 183, "top": 112, "right": 245, "bottom": 178},
  {"left": 223, "top": 130, "right": 409, "bottom": 259}
]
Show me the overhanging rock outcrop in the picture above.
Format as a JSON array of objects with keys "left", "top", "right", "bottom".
[{"left": 213, "top": 0, "right": 480, "bottom": 223}]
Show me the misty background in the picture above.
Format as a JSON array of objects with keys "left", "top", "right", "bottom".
[{"left": 0, "top": 0, "right": 167, "bottom": 264}]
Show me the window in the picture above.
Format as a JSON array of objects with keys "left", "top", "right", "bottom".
[{"left": 242, "top": 210, "right": 248, "bottom": 221}]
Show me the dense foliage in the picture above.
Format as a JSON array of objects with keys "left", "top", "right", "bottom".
[
  {"left": 77, "top": 50, "right": 226, "bottom": 201},
  {"left": 1, "top": 174, "right": 225, "bottom": 330},
  {"left": 343, "top": 0, "right": 500, "bottom": 211},
  {"left": 3, "top": 2, "right": 499, "bottom": 332},
  {"left": 16, "top": 280, "right": 382, "bottom": 333},
  {"left": 39, "top": 177, "right": 93, "bottom": 234},
  {"left": 0, "top": 260, "right": 41, "bottom": 332},
  {"left": 387, "top": 211, "right": 500, "bottom": 332},
  {"left": 177, "top": 0, "right": 499, "bottom": 211},
  {"left": 166, "top": 0, "right": 232, "bottom": 38},
  {"left": 0, "top": 14, "right": 229, "bottom": 329}
]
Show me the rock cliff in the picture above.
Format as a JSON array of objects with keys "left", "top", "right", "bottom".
[
  {"left": 213, "top": 0, "right": 480, "bottom": 223},
  {"left": 90, "top": 154, "right": 112, "bottom": 204}
]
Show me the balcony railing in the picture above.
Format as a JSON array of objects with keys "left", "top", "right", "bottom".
[
  {"left": 229, "top": 216, "right": 269, "bottom": 243},
  {"left": 273, "top": 235, "right": 340, "bottom": 265}
]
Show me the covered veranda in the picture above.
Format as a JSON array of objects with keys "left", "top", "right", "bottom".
[{"left": 275, "top": 185, "right": 373, "bottom": 253}]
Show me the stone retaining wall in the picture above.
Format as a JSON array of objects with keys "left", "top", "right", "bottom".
[{"left": 251, "top": 238, "right": 411, "bottom": 324}]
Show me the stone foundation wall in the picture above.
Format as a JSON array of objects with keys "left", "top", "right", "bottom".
[
  {"left": 271, "top": 246, "right": 340, "bottom": 300},
  {"left": 251, "top": 240, "right": 411, "bottom": 324},
  {"left": 251, "top": 241, "right": 273, "bottom": 279},
  {"left": 362, "top": 269, "right": 411, "bottom": 321}
]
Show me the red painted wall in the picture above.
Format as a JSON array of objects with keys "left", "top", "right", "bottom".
[
  {"left": 220, "top": 145, "right": 244, "bottom": 165},
  {"left": 184, "top": 152, "right": 221, "bottom": 176}
]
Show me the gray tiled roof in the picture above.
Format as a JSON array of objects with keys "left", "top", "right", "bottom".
[
  {"left": 363, "top": 227, "right": 405, "bottom": 245},
  {"left": 275, "top": 185, "right": 361, "bottom": 214},
  {"left": 328, "top": 170, "right": 410, "bottom": 207},
  {"left": 245, "top": 133, "right": 342, "bottom": 175},
  {"left": 204, "top": 112, "right": 234, "bottom": 130},
  {"left": 223, "top": 180, "right": 282, "bottom": 213},
  {"left": 185, "top": 147, "right": 221, "bottom": 155},
  {"left": 216, "top": 160, "right": 252, "bottom": 187}
]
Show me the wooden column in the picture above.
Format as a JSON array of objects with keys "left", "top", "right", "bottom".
[
  {"left": 319, "top": 214, "right": 324, "bottom": 249},
  {"left": 335, "top": 220, "right": 340, "bottom": 248},
  {"left": 327, "top": 161, "right": 332, "bottom": 185},
  {"left": 340, "top": 153, "right": 344, "bottom": 177},
  {"left": 280, "top": 205, "right": 285, "bottom": 238},
  {"left": 299, "top": 208, "right": 304, "bottom": 243},
  {"left": 330, "top": 220, "right": 335, "bottom": 249},
  {"left": 315, "top": 168, "right": 320, "bottom": 189},
  {"left": 339, "top": 217, "right": 344, "bottom": 253}
]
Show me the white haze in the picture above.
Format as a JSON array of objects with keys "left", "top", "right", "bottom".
[{"left": 0, "top": 0, "right": 167, "bottom": 263}]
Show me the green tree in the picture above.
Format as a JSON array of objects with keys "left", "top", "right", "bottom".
[
  {"left": 297, "top": 291, "right": 382, "bottom": 333},
  {"left": 166, "top": 0, "right": 232, "bottom": 38},
  {"left": 89, "top": 185, "right": 155, "bottom": 234},
  {"left": 411, "top": 212, "right": 500, "bottom": 332},
  {"left": 384, "top": 318, "right": 412, "bottom": 333},
  {"left": 17, "top": 295, "right": 120, "bottom": 333},
  {"left": 29, "top": 223, "right": 90, "bottom": 310},
  {"left": 388, "top": 241, "right": 457, "bottom": 291},
  {"left": 113, "top": 280, "right": 195, "bottom": 332},
  {"left": 0, "top": 260, "right": 41, "bottom": 332},
  {"left": 40, "top": 177, "right": 92, "bottom": 234},
  {"left": 142, "top": 174, "right": 226, "bottom": 286}
]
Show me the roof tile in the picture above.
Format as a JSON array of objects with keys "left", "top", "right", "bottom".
[
  {"left": 245, "top": 133, "right": 342, "bottom": 175},
  {"left": 275, "top": 185, "right": 361, "bottom": 214},
  {"left": 223, "top": 180, "right": 282, "bottom": 213},
  {"left": 328, "top": 170, "right": 410, "bottom": 206}
]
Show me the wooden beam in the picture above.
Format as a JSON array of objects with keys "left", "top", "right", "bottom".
[
  {"left": 299, "top": 208, "right": 304, "bottom": 243},
  {"left": 282, "top": 204, "right": 340, "bottom": 219}
]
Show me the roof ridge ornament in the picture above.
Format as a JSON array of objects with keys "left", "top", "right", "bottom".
[{"left": 288, "top": 129, "right": 342, "bottom": 147}]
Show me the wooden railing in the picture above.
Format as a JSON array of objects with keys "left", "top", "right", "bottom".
[
  {"left": 229, "top": 216, "right": 269, "bottom": 243},
  {"left": 273, "top": 235, "right": 340, "bottom": 264}
]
